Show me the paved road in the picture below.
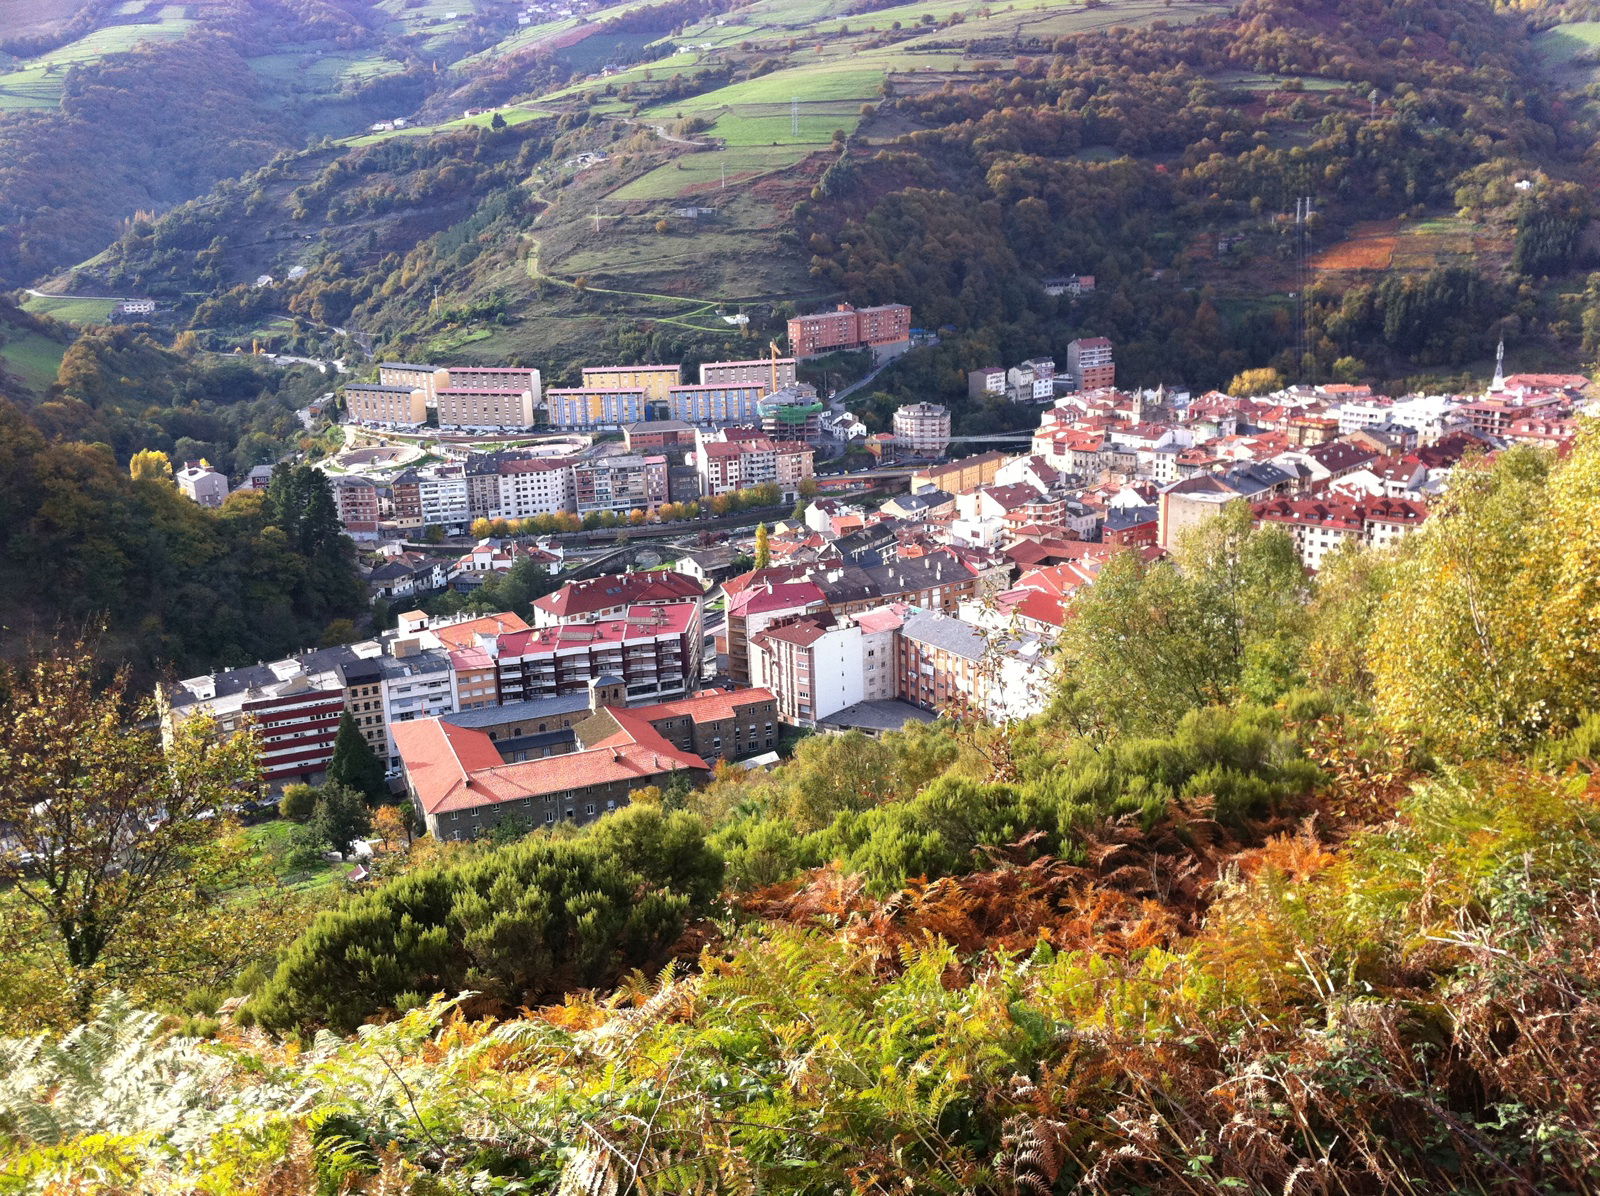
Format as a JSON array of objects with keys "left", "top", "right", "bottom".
[{"left": 23, "top": 288, "right": 135, "bottom": 301}]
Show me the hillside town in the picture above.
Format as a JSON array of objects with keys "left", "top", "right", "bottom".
[{"left": 164, "top": 323, "right": 1595, "bottom": 843}]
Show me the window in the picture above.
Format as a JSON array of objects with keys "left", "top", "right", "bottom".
[{"left": 450, "top": 811, "right": 459, "bottom": 821}]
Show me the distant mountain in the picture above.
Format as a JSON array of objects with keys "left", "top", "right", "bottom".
[{"left": 15, "top": 0, "right": 1600, "bottom": 397}]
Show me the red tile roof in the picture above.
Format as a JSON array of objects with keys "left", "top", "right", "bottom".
[
  {"left": 727, "top": 581, "right": 827, "bottom": 617},
  {"left": 433, "top": 612, "right": 530, "bottom": 648},
  {"left": 395, "top": 711, "right": 706, "bottom": 817},
  {"left": 751, "top": 619, "right": 830, "bottom": 648},
  {"left": 627, "top": 687, "right": 776, "bottom": 724},
  {"left": 854, "top": 603, "right": 910, "bottom": 634},
  {"left": 533, "top": 571, "right": 702, "bottom": 618},
  {"left": 500, "top": 603, "right": 697, "bottom": 657}
]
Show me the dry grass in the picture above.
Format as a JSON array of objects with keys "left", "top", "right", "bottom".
[{"left": 1314, "top": 219, "right": 1398, "bottom": 272}]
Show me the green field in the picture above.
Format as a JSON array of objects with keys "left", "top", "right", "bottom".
[
  {"left": 341, "top": 103, "right": 546, "bottom": 147},
  {"left": 648, "top": 63, "right": 885, "bottom": 114},
  {"left": 1534, "top": 20, "right": 1600, "bottom": 63},
  {"left": 243, "top": 819, "right": 345, "bottom": 894},
  {"left": 247, "top": 48, "right": 405, "bottom": 94},
  {"left": 0, "top": 16, "right": 195, "bottom": 108},
  {"left": 808, "top": 0, "right": 1061, "bottom": 34},
  {"left": 375, "top": 0, "right": 474, "bottom": 48},
  {"left": 0, "top": 331, "right": 66, "bottom": 392},
  {"left": 1215, "top": 71, "right": 1349, "bottom": 92},
  {"left": 608, "top": 144, "right": 817, "bottom": 200},
  {"left": 20, "top": 293, "right": 120, "bottom": 323}
]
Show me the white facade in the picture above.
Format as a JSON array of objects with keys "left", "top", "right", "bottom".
[
  {"left": 380, "top": 656, "right": 456, "bottom": 767},
  {"left": 1335, "top": 395, "right": 1464, "bottom": 445},
  {"left": 176, "top": 465, "right": 230, "bottom": 509},
  {"left": 893, "top": 402, "right": 952, "bottom": 456},
  {"left": 418, "top": 473, "right": 471, "bottom": 530},
  {"left": 497, "top": 462, "right": 575, "bottom": 518},
  {"left": 750, "top": 622, "right": 865, "bottom": 726}
]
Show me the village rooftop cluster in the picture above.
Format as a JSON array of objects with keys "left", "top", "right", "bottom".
[{"left": 166, "top": 335, "right": 1593, "bottom": 841}]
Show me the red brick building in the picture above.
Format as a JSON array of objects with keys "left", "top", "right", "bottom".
[
  {"left": 787, "top": 303, "right": 912, "bottom": 359},
  {"left": 1066, "top": 337, "right": 1115, "bottom": 390}
]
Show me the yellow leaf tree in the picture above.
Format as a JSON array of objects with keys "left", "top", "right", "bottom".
[
  {"left": 1369, "top": 433, "right": 1600, "bottom": 756},
  {"left": 128, "top": 448, "right": 173, "bottom": 482},
  {"left": 1226, "top": 367, "right": 1286, "bottom": 397}
]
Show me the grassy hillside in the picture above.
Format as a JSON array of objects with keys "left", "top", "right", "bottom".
[
  {"left": 0, "top": 296, "right": 70, "bottom": 399},
  {"left": 37, "top": 0, "right": 1600, "bottom": 404}
]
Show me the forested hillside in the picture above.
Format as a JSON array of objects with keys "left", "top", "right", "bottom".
[
  {"left": 7, "top": 422, "right": 1600, "bottom": 1194},
  {"left": 45, "top": 0, "right": 1600, "bottom": 404},
  {"left": 0, "top": 399, "right": 365, "bottom": 680}
]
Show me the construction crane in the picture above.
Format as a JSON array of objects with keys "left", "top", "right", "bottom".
[{"left": 769, "top": 340, "right": 781, "bottom": 393}]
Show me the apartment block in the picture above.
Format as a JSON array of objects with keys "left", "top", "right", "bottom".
[
  {"left": 749, "top": 603, "right": 908, "bottom": 726},
  {"left": 390, "top": 470, "right": 423, "bottom": 529},
  {"left": 167, "top": 638, "right": 428, "bottom": 788},
  {"left": 758, "top": 387, "right": 826, "bottom": 442},
  {"left": 700, "top": 356, "right": 797, "bottom": 392},
  {"left": 531, "top": 570, "right": 705, "bottom": 627},
  {"left": 666, "top": 383, "right": 764, "bottom": 425},
  {"left": 495, "top": 602, "right": 702, "bottom": 704},
  {"left": 343, "top": 382, "right": 426, "bottom": 427},
  {"left": 1252, "top": 494, "right": 1429, "bottom": 571},
  {"left": 695, "top": 432, "right": 816, "bottom": 499},
  {"left": 331, "top": 476, "right": 381, "bottom": 536},
  {"left": 1065, "top": 337, "right": 1115, "bottom": 390},
  {"left": 580, "top": 363, "right": 681, "bottom": 401},
  {"left": 571, "top": 454, "right": 668, "bottom": 515},
  {"left": 497, "top": 457, "right": 576, "bottom": 518},
  {"left": 446, "top": 365, "right": 541, "bottom": 399},
  {"left": 786, "top": 302, "right": 912, "bottom": 360},
  {"left": 435, "top": 386, "right": 537, "bottom": 431},
  {"left": 897, "top": 611, "right": 988, "bottom": 718},
  {"left": 893, "top": 402, "right": 951, "bottom": 457},
  {"left": 339, "top": 656, "right": 388, "bottom": 759},
  {"left": 417, "top": 470, "right": 470, "bottom": 530},
  {"left": 378, "top": 362, "right": 450, "bottom": 405},
  {"left": 546, "top": 386, "right": 647, "bottom": 429},
  {"left": 623, "top": 419, "right": 697, "bottom": 452},
  {"left": 968, "top": 367, "right": 1006, "bottom": 400}
]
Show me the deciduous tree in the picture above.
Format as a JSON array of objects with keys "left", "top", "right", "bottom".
[
  {"left": 128, "top": 449, "right": 172, "bottom": 482},
  {"left": 0, "top": 640, "right": 259, "bottom": 1020}
]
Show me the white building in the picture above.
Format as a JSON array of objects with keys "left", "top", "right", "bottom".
[
  {"left": 497, "top": 459, "right": 575, "bottom": 518},
  {"left": 1335, "top": 394, "right": 1465, "bottom": 445},
  {"left": 418, "top": 471, "right": 471, "bottom": 531},
  {"left": 176, "top": 463, "right": 230, "bottom": 509},
  {"left": 893, "top": 402, "right": 952, "bottom": 457}
]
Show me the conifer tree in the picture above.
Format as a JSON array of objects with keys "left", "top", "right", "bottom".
[
  {"left": 754, "top": 522, "right": 771, "bottom": 569},
  {"left": 325, "top": 708, "right": 386, "bottom": 802}
]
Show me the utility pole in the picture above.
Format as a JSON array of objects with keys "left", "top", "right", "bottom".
[
  {"left": 593, "top": 206, "right": 601, "bottom": 233},
  {"left": 1293, "top": 195, "right": 1313, "bottom": 382},
  {"left": 791, "top": 96, "right": 799, "bottom": 138}
]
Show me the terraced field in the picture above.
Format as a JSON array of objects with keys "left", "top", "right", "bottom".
[
  {"left": 19, "top": 294, "right": 121, "bottom": 324},
  {"left": 0, "top": 11, "right": 196, "bottom": 108}
]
